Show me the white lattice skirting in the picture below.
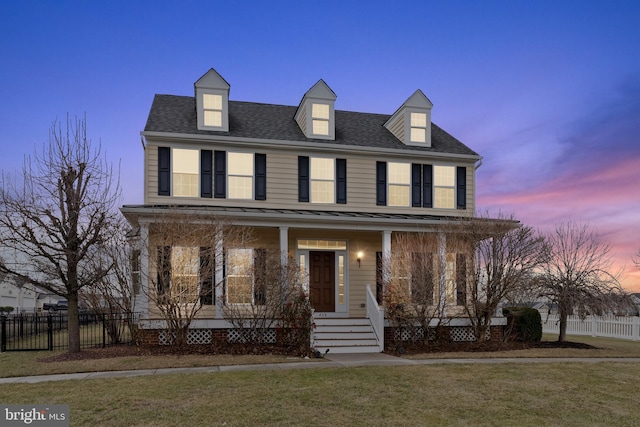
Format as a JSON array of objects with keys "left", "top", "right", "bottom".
[
  {"left": 157, "top": 328, "right": 277, "bottom": 345},
  {"left": 395, "top": 326, "right": 490, "bottom": 343}
]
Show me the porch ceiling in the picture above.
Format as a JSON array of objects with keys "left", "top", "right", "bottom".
[{"left": 121, "top": 204, "right": 516, "bottom": 233}]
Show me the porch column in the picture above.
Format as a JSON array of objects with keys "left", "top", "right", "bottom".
[
  {"left": 381, "top": 230, "right": 392, "bottom": 285},
  {"left": 214, "top": 228, "right": 224, "bottom": 319},
  {"left": 279, "top": 226, "right": 289, "bottom": 266},
  {"left": 137, "top": 222, "right": 149, "bottom": 316},
  {"left": 437, "top": 232, "right": 447, "bottom": 318}
]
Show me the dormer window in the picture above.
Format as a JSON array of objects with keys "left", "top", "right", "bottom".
[
  {"left": 384, "top": 90, "right": 433, "bottom": 147},
  {"left": 312, "top": 104, "right": 330, "bottom": 136},
  {"left": 410, "top": 112, "right": 427, "bottom": 143},
  {"left": 295, "top": 80, "right": 337, "bottom": 140},
  {"left": 203, "top": 94, "right": 223, "bottom": 127},
  {"left": 195, "top": 68, "right": 230, "bottom": 132}
]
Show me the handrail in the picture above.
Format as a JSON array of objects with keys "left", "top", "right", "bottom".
[{"left": 365, "top": 284, "right": 384, "bottom": 351}]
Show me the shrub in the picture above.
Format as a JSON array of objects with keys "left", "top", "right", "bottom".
[{"left": 503, "top": 306, "right": 542, "bottom": 342}]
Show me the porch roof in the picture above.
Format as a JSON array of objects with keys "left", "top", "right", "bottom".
[{"left": 121, "top": 204, "right": 516, "bottom": 233}]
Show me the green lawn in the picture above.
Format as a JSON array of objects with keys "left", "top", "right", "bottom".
[{"left": 0, "top": 362, "right": 638, "bottom": 426}]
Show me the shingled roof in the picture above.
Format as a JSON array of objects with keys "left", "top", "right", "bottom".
[{"left": 144, "top": 94, "right": 479, "bottom": 157}]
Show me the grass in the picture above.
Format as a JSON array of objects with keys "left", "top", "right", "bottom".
[{"left": 0, "top": 362, "right": 638, "bottom": 426}]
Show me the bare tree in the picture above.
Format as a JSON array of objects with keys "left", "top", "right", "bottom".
[
  {"left": 141, "top": 210, "right": 252, "bottom": 348},
  {"left": 450, "top": 214, "right": 547, "bottom": 341},
  {"left": 0, "top": 116, "right": 120, "bottom": 352},
  {"left": 539, "top": 222, "right": 630, "bottom": 342},
  {"left": 223, "top": 250, "right": 311, "bottom": 354},
  {"left": 382, "top": 233, "right": 447, "bottom": 348}
]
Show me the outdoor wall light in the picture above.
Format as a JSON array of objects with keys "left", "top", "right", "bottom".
[{"left": 357, "top": 251, "right": 363, "bottom": 267}]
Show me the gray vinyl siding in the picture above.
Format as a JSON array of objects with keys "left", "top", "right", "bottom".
[{"left": 144, "top": 138, "right": 475, "bottom": 216}]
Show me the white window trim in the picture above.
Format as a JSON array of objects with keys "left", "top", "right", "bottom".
[
  {"left": 434, "top": 165, "right": 456, "bottom": 209},
  {"left": 310, "top": 157, "right": 335, "bottom": 204},
  {"left": 227, "top": 152, "right": 254, "bottom": 200},
  {"left": 387, "top": 162, "right": 411, "bottom": 207}
]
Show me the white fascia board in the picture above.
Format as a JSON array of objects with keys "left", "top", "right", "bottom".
[{"left": 141, "top": 131, "right": 482, "bottom": 163}]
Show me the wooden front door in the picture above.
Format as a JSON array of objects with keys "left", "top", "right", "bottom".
[{"left": 309, "top": 251, "right": 335, "bottom": 312}]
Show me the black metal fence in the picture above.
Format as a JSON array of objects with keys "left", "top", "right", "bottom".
[{"left": 0, "top": 311, "right": 138, "bottom": 352}]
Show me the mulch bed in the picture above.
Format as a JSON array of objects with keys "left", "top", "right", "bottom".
[{"left": 38, "top": 340, "right": 598, "bottom": 363}]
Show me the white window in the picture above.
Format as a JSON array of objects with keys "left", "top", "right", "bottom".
[
  {"left": 228, "top": 152, "right": 253, "bottom": 199},
  {"left": 226, "top": 248, "right": 254, "bottom": 304},
  {"left": 434, "top": 166, "right": 455, "bottom": 209},
  {"left": 172, "top": 148, "right": 199, "bottom": 197},
  {"left": 410, "top": 112, "right": 427, "bottom": 143},
  {"left": 445, "top": 253, "right": 456, "bottom": 304},
  {"left": 203, "top": 94, "right": 223, "bottom": 127},
  {"left": 312, "top": 103, "right": 330, "bottom": 136},
  {"left": 388, "top": 162, "right": 410, "bottom": 206},
  {"left": 171, "top": 246, "right": 199, "bottom": 304},
  {"left": 310, "top": 157, "right": 334, "bottom": 203}
]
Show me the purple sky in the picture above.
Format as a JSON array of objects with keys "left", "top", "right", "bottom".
[{"left": 1, "top": 1, "right": 639, "bottom": 290}]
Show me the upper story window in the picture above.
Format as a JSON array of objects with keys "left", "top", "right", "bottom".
[
  {"left": 203, "top": 94, "right": 223, "bottom": 127},
  {"left": 298, "top": 156, "right": 346, "bottom": 204},
  {"left": 158, "top": 147, "right": 266, "bottom": 200},
  {"left": 388, "top": 162, "right": 410, "bottom": 207},
  {"left": 311, "top": 157, "right": 334, "bottom": 203},
  {"left": 434, "top": 166, "right": 455, "bottom": 209},
  {"left": 410, "top": 112, "right": 427, "bottom": 143},
  {"left": 172, "top": 148, "right": 199, "bottom": 197},
  {"left": 228, "top": 152, "right": 254, "bottom": 199},
  {"left": 312, "top": 104, "right": 330, "bottom": 136}
]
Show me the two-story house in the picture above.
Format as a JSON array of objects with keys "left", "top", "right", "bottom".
[{"left": 122, "top": 68, "right": 505, "bottom": 353}]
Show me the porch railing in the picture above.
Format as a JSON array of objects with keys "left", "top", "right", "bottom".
[{"left": 366, "top": 284, "right": 385, "bottom": 351}]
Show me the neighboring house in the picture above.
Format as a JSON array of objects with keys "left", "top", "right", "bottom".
[
  {"left": 0, "top": 273, "right": 38, "bottom": 313},
  {"left": 122, "top": 68, "right": 506, "bottom": 352}
]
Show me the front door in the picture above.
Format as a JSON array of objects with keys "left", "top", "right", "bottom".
[{"left": 309, "top": 251, "right": 335, "bottom": 312}]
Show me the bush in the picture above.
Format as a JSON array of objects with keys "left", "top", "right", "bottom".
[{"left": 503, "top": 306, "right": 542, "bottom": 342}]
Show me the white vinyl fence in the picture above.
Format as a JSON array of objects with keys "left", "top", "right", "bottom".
[{"left": 542, "top": 314, "right": 640, "bottom": 341}]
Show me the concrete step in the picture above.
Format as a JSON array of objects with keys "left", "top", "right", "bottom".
[
  {"left": 314, "top": 345, "right": 381, "bottom": 354},
  {"left": 314, "top": 332, "right": 376, "bottom": 340}
]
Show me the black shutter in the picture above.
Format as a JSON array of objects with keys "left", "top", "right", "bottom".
[
  {"left": 376, "top": 161, "right": 387, "bottom": 206},
  {"left": 456, "top": 166, "right": 467, "bottom": 209},
  {"left": 201, "top": 150, "right": 213, "bottom": 198},
  {"left": 255, "top": 153, "right": 267, "bottom": 201},
  {"left": 157, "top": 246, "right": 172, "bottom": 297},
  {"left": 214, "top": 151, "right": 226, "bottom": 198},
  {"left": 253, "top": 249, "right": 266, "bottom": 305},
  {"left": 199, "top": 247, "right": 214, "bottom": 305},
  {"left": 158, "top": 147, "right": 170, "bottom": 196},
  {"left": 336, "top": 158, "right": 347, "bottom": 204},
  {"left": 422, "top": 164, "right": 433, "bottom": 208},
  {"left": 376, "top": 251, "right": 383, "bottom": 304},
  {"left": 411, "top": 163, "right": 422, "bottom": 207},
  {"left": 456, "top": 253, "right": 467, "bottom": 306},
  {"left": 298, "top": 156, "right": 309, "bottom": 202}
]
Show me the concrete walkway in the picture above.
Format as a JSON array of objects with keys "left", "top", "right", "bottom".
[{"left": 2, "top": 353, "right": 640, "bottom": 384}]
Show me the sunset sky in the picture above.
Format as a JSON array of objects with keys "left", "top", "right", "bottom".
[{"left": 1, "top": 1, "right": 639, "bottom": 290}]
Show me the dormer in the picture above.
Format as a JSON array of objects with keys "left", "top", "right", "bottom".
[
  {"left": 384, "top": 89, "right": 433, "bottom": 147},
  {"left": 195, "top": 68, "right": 230, "bottom": 132},
  {"left": 294, "top": 79, "right": 337, "bottom": 140}
]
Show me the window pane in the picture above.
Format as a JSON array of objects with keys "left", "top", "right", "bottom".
[
  {"left": 312, "top": 103, "right": 329, "bottom": 119},
  {"left": 312, "top": 119, "right": 329, "bottom": 135},
  {"left": 228, "top": 152, "right": 254, "bottom": 175},
  {"left": 311, "top": 158, "right": 334, "bottom": 180},
  {"left": 173, "top": 149, "right": 198, "bottom": 174},
  {"left": 434, "top": 166, "right": 455, "bottom": 186},
  {"left": 171, "top": 247, "right": 199, "bottom": 304},
  {"left": 410, "top": 127, "right": 426, "bottom": 142},
  {"left": 203, "top": 94, "right": 222, "bottom": 109},
  {"left": 388, "top": 184, "right": 410, "bottom": 206},
  {"left": 173, "top": 173, "right": 198, "bottom": 197},
  {"left": 227, "top": 248, "right": 254, "bottom": 304},
  {"left": 229, "top": 176, "right": 253, "bottom": 199},
  {"left": 311, "top": 180, "right": 334, "bottom": 203},
  {"left": 297, "top": 240, "right": 347, "bottom": 250},
  {"left": 434, "top": 187, "right": 455, "bottom": 209},
  {"left": 411, "top": 112, "right": 427, "bottom": 127},
  {"left": 445, "top": 253, "right": 456, "bottom": 303},
  {"left": 204, "top": 110, "right": 222, "bottom": 127},
  {"left": 388, "top": 162, "right": 409, "bottom": 184}
]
